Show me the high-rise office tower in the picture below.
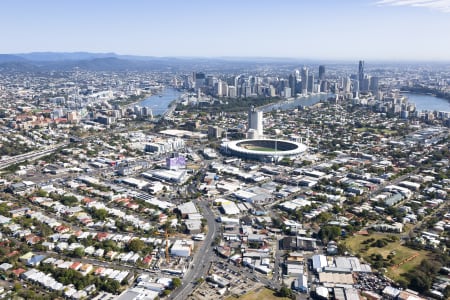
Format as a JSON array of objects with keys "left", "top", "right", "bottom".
[
  {"left": 194, "top": 72, "right": 206, "bottom": 89},
  {"left": 352, "top": 79, "right": 360, "bottom": 98},
  {"left": 343, "top": 76, "right": 352, "bottom": 93},
  {"left": 358, "top": 60, "right": 364, "bottom": 89},
  {"left": 206, "top": 75, "right": 215, "bottom": 87},
  {"left": 248, "top": 106, "right": 263, "bottom": 138},
  {"left": 244, "top": 85, "right": 252, "bottom": 98},
  {"left": 301, "top": 67, "right": 308, "bottom": 95},
  {"left": 289, "top": 73, "right": 296, "bottom": 97},
  {"left": 228, "top": 86, "right": 237, "bottom": 98},
  {"left": 319, "top": 65, "right": 326, "bottom": 81},
  {"left": 370, "top": 76, "right": 379, "bottom": 94},
  {"left": 269, "top": 85, "right": 276, "bottom": 97},
  {"left": 284, "top": 87, "right": 292, "bottom": 98},
  {"left": 308, "top": 73, "right": 315, "bottom": 93},
  {"left": 215, "top": 80, "right": 222, "bottom": 97},
  {"left": 361, "top": 75, "right": 370, "bottom": 92},
  {"left": 221, "top": 81, "right": 228, "bottom": 97}
]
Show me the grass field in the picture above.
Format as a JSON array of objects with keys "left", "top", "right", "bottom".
[
  {"left": 343, "top": 233, "right": 430, "bottom": 281},
  {"left": 355, "top": 127, "right": 397, "bottom": 135},
  {"left": 242, "top": 145, "right": 277, "bottom": 152},
  {"left": 226, "top": 287, "right": 290, "bottom": 300}
]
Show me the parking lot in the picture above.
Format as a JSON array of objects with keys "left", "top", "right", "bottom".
[{"left": 189, "top": 261, "right": 264, "bottom": 300}]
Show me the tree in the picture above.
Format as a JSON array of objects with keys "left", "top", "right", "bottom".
[
  {"left": 72, "top": 247, "right": 85, "bottom": 258},
  {"left": 171, "top": 278, "right": 182, "bottom": 289},
  {"left": 127, "top": 238, "right": 145, "bottom": 253},
  {"left": 443, "top": 285, "right": 450, "bottom": 299},
  {"left": 277, "top": 285, "right": 292, "bottom": 298},
  {"left": 318, "top": 225, "right": 341, "bottom": 243},
  {"left": 36, "top": 189, "right": 48, "bottom": 197},
  {"left": 420, "top": 259, "right": 442, "bottom": 274},
  {"left": 102, "top": 239, "right": 119, "bottom": 252},
  {"left": 68, "top": 235, "right": 77, "bottom": 244},
  {"left": 337, "top": 243, "right": 348, "bottom": 255},
  {"left": 316, "top": 212, "right": 332, "bottom": 224},
  {"left": 407, "top": 270, "right": 431, "bottom": 293},
  {"left": 92, "top": 208, "right": 108, "bottom": 221},
  {"left": 371, "top": 239, "right": 388, "bottom": 248},
  {"left": 196, "top": 277, "right": 205, "bottom": 284},
  {"left": 60, "top": 195, "right": 78, "bottom": 206},
  {"left": 271, "top": 217, "right": 282, "bottom": 228},
  {"left": 13, "top": 282, "right": 22, "bottom": 292},
  {"left": 100, "top": 279, "right": 121, "bottom": 294}
]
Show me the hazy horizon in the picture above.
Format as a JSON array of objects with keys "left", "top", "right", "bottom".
[{"left": 4, "top": 52, "right": 450, "bottom": 64}]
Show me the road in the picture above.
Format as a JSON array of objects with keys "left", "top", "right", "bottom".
[
  {"left": 212, "top": 256, "right": 309, "bottom": 300},
  {"left": 0, "top": 142, "right": 69, "bottom": 169},
  {"left": 272, "top": 234, "right": 283, "bottom": 284},
  {"left": 169, "top": 199, "right": 218, "bottom": 300}
]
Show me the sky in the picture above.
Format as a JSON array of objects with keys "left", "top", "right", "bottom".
[{"left": 1, "top": 0, "right": 450, "bottom": 61}]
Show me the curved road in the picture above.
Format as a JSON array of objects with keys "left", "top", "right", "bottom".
[{"left": 169, "top": 199, "right": 218, "bottom": 300}]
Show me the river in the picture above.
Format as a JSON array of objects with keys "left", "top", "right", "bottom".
[
  {"left": 139, "top": 88, "right": 450, "bottom": 116},
  {"left": 262, "top": 92, "right": 450, "bottom": 113},
  {"left": 402, "top": 93, "right": 450, "bottom": 112},
  {"left": 261, "top": 93, "right": 332, "bottom": 112},
  {"left": 139, "top": 88, "right": 183, "bottom": 116}
]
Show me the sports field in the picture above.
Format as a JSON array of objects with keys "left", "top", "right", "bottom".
[{"left": 243, "top": 145, "right": 277, "bottom": 152}]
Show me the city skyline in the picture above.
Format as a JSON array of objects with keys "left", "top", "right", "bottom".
[{"left": 1, "top": 0, "right": 450, "bottom": 61}]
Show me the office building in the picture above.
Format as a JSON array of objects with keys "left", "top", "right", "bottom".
[
  {"left": 301, "top": 67, "right": 308, "bottom": 95},
  {"left": 289, "top": 73, "right": 297, "bottom": 96},
  {"left": 193, "top": 72, "right": 206, "bottom": 90},
  {"left": 370, "top": 76, "right": 379, "bottom": 94},
  {"left": 308, "top": 73, "right": 315, "bottom": 93},
  {"left": 208, "top": 125, "right": 225, "bottom": 139},
  {"left": 284, "top": 87, "right": 292, "bottom": 98},
  {"left": 352, "top": 79, "right": 359, "bottom": 98},
  {"left": 358, "top": 60, "right": 364, "bottom": 90},
  {"left": 166, "top": 153, "right": 186, "bottom": 170},
  {"left": 228, "top": 86, "right": 237, "bottom": 98},
  {"left": 319, "top": 65, "right": 325, "bottom": 81},
  {"left": 248, "top": 106, "right": 263, "bottom": 138},
  {"left": 215, "top": 80, "right": 223, "bottom": 97}
]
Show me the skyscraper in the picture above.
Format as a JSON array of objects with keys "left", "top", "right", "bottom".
[
  {"left": 343, "top": 76, "right": 351, "bottom": 93},
  {"left": 361, "top": 75, "right": 370, "bottom": 92},
  {"left": 301, "top": 67, "right": 308, "bottom": 95},
  {"left": 194, "top": 72, "right": 206, "bottom": 90},
  {"left": 308, "top": 73, "right": 315, "bottom": 94},
  {"left": 284, "top": 87, "right": 292, "bottom": 98},
  {"left": 288, "top": 73, "right": 296, "bottom": 97},
  {"left": 319, "top": 65, "right": 325, "bottom": 81},
  {"left": 370, "top": 76, "right": 379, "bottom": 94},
  {"left": 248, "top": 106, "right": 263, "bottom": 138},
  {"left": 358, "top": 60, "right": 364, "bottom": 89},
  {"left": 352, "top": 79, "right": 360, "bottom": 98}
]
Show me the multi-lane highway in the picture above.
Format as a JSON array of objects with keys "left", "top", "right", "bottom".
[
  {"left": 169, "top": 199, "right": 218, "bottom": 300},
  {"left": 0, "top": 142, "right": 69, "bottom": 169}
]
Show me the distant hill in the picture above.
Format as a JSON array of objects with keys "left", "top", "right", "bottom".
[
  {"left": 0, "top": 55, "right": 199, "bottom": 72},
  {"left": 0, "top": 52, "right": 174, "bottom": 72},
  {"left": 0, "top": 51, "right": 309, "bottom": 72},
  {"left": 16, "top": 51, "right": 119, "bottom": 61},
  {"left": 0, "top": 54, "right": 28, "bottom": 63}
]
